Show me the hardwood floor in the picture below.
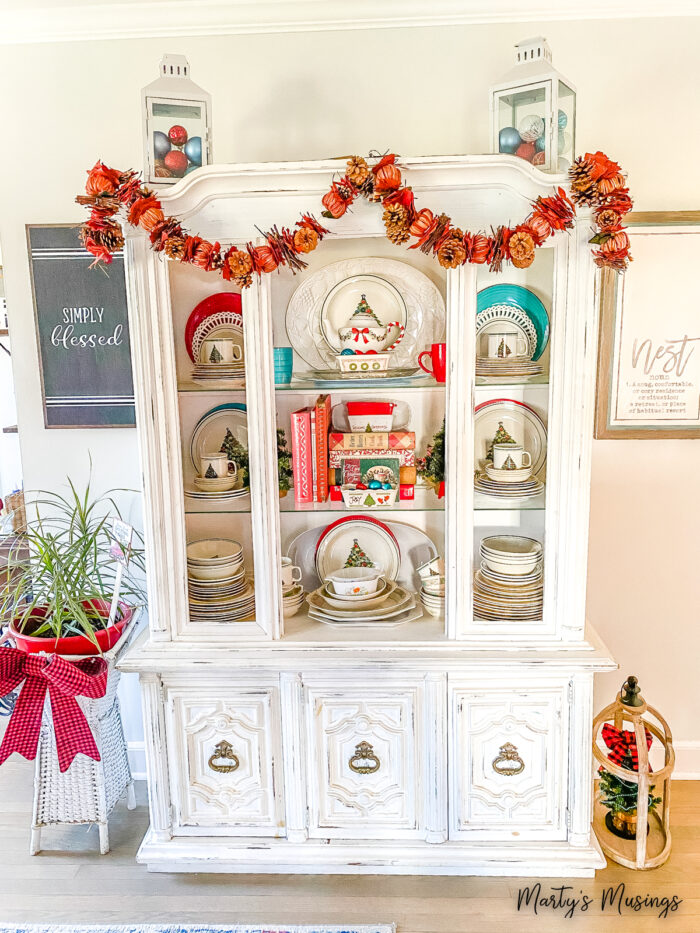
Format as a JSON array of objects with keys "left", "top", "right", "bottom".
[{"left": 0, "top": 753, "right": 698, "bottom": 932}]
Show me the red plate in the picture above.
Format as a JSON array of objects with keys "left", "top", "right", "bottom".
[{"left": 184, "top": 292, "right": 242, "bottom": 362}]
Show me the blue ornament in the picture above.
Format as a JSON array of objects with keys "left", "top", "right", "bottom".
[
  {"left": 340, "top": 348, "right": 355, "bottom": 356},
  {"left": 535, "top": 135, "right": 546, "bottom": 153},
  {"left": 184, "top": 136, "right": 203, "bottom": 167},
  {"left": 558, "top": 109, "right": 568, "bottom": 130},
  {"left": 368, "top": 480, "right": 382, "bottom": 490},
  {"left": 498, "top": 126, "right": 521, "bottom": 154},
  {"left": 153, "top": 130, "right": 171, "bottom": 161},
  {"left": 381, "top": 482, "right": 392, "bottom": 490},
  {"left": 184, "top": 165, "right": 199, "bottom": 176}
]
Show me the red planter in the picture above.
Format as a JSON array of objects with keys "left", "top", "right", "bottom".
[{"left": 9, "top": 599, "right": 132, "bottom": 655}]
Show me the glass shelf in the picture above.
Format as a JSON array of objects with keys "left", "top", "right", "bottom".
[
  {"left": 275, "top": 375, "right": 445, "bottom": 393},
  {"left": 280, "top": 486, "right": 444, "bottom": 513},
  {"left": 473, "top": 491, "right": 546, "bottom": 510},
  {"left": 178, "top": 381, "right": 246, "bottom": 393},
  {"left": 475, "top": 373, "right": 549, "bottom": 388}
]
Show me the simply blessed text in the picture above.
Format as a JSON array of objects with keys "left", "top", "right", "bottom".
[
  {"left": 51, "top": 306, "right": 124, "bottom": 350},
  {"left": 516, "top": 882, "right": 682, "bottom": 920}
]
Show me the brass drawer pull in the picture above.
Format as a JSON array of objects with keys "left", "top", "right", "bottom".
[
  {"left": 349, "top": 740, "right": 381, "bottom": 774},
  {"left": 208, "top": 740, "right": 240, "bottom": 773},
  {"left": 492, "top": 742, "right": 524, "bottom": 776}
]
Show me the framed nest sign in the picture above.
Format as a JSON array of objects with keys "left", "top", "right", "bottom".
[
  {"left": 595, "top": 213, "right": 700, "bottom": 439},
  {"left": 27, "top": 224, "right": 135, "bottom": 428}
]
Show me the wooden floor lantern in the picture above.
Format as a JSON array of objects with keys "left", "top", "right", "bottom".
[{"left": 593, "top": 675, "right": 674, "bottom": 869}]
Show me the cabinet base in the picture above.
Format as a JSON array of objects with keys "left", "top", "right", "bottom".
[{"left": 137, "top": 827, "right": 606, "bottom": 877}]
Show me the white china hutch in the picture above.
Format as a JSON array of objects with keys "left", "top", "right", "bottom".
[{"left": 120, "top": 155, "right": 616, "bottom": 876}]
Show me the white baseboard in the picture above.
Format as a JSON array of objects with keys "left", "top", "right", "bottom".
[
  {"left": 127, "top": 740, "right": 147, "bottom": 781},
  {"left": 672, "top": 741, "right": 700, "bottom": 779}
]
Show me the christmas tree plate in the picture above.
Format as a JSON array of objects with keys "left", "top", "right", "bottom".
[
  {"left": 477, "top": 284, "right": 549, "bottom": 361},
  {"left": 286, "top": 258, "right": 445, "bottom": 371},
  {"left": 185, "top": 293, "right": 243, "bottom": 362},
  {"left": 189, "top": 403, "right": 248, "bottom": 473},
  {"left": 315, "top": 516, "right": 401, "bottom": 583},
  {"left": 474, "top": 399, "right": 548, "bottom": 480}
]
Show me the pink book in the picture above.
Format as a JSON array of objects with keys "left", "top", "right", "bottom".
[
  {"left": 315, "top": 394, "right": 331, "bottom": 502},
  {"left": 291, "top": 408, "right": 313, "bottom": 503}
]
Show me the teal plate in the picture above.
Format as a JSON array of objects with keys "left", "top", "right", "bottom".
[{"left": 477, "top": 284, "right": 550, "bottom": 361}]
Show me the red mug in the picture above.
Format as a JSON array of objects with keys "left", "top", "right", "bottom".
[{"left": 418, "top": 343, "right": 447, "bottom": 383}]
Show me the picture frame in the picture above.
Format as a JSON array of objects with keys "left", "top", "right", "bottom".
[{"left": 595, "top": 211, "right": 700, "bottom": 439}]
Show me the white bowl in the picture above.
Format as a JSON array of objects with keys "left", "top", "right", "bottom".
[
  {"left": 187, "top": 561, "right": 244, "bottom": 582},
  {"left": 481, "top": 555, "right": 541, "bottom": 576},
  {"left": 480, "top": 535, "right": 542, "bottom": 558},
  {"left": 422, "top": 575, "right": 445, "bottom": 595},
  {"left": 326, "top": 566, "right": 382, "bottom": 595},
  {"left": 187, "top": 538, "right": 243, "bottom": 564}
]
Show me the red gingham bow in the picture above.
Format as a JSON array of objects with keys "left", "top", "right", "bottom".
[
  {"left": 602, "top": 722, "right": 653, "bottom": 771},
  {"left": 0, "top": 648, "right": 108, "bottom": 772}
]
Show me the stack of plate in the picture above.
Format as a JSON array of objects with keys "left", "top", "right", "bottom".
[
  {"left": 186, "top": 538, "right": 255, "bottom": 622},
  {"left": 305, "top": 578, "right": 422, "bottom": 628},
  {"left": 473, "top": 536, "right": 543, "bottom": 622},
  {"left": 476, "top": 358, "right": 543, "bottom": 378},
  {"left": 191, "top": 360, "right": 245, "bottom": 386},
  {"left": 474, "top": 471, "right": 544, "bottom": 499},
  {"left": 282, "top": 583, "right": 305, "bottom": 619}
]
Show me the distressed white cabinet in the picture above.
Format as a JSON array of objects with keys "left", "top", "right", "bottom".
[{"left": 120, "top": 155, "right": 616, "bottom": 877}]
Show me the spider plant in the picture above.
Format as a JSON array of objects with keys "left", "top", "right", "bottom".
[{"left": 0, "top": 475, "right": 146, "bottom": 645}]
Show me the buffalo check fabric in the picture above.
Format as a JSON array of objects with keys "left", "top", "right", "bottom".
[
  {"left": 0, "top": 649, "right": 108, "bottom": 771},
  {"left": 601, "top": 722, "right": 653, "bottom": 771}
]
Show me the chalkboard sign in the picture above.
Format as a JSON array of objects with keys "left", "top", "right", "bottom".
[{"left": 27, "top": 224, "right": 135, "bottom": 428}]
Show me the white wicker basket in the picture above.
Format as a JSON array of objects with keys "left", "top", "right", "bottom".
[{"left": 29, "top": 619, "right": 139, "bottom": 855}]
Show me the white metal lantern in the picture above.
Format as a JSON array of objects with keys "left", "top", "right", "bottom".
[
  {"left": 489, "top": 37, "right": 576, "bottom": 174},
  {"left": 142, "top": 54, "right": 212, "bottom": 185}
]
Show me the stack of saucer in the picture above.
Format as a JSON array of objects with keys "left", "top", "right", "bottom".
[
  {"left": 306, "top": 567, "right": 421, "bottom": 628},
  {"left": 476, "top": 357, "right": 543, "bottom": 378},
  {"left": 186, "top": 538, "right": 255, "bottom": 622},
  {"left": 282, "top": 583, "right": 305, "bottom": 618},
  {"left": 187, "top": 474, "right": 249, "bottom": 501},
  {"left": 474, "top": 469, "right": 544, "bottom": 499},
  {"left": 420, "top": 574, "right": 445, "bottom": 618},
  {"left": 473, "top": 535, "right": 543, "bottom": 622}
]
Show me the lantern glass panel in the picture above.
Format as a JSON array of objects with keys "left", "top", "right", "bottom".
[
  {"left": 556, "top": 81, "right": 576, "bottom": 171},
  {"left": 147, "top": 96, "right": 207, "bottom": 180},
  {"left": 496, "top": 83, "right": 550, "bottom": 168}
]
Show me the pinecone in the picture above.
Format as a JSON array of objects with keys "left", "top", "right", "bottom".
[
  {"left": 437, "top": 234, "right": 466, "bottom": 269},
  {"left": 383, "top": 203, "right": 410, "bottom": 244},
  {"left": 508, "top": 230, "right": 536, "bottom": 269},
  {"left": 346, "top": 156, "right": 370, "bottom": 187},
  {"left": 569, "top": 157, "right": 597, "bottom": 206},
  {"left": 227, "top": 249, "right": 253, "bottom": 279},
  {"left": 164, "top": 235, "right": 186, "bottom": 260}
]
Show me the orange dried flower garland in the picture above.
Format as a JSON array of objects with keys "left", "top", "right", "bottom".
[{"left": 76, "top": 150, "right": 632, "bottom": 281}]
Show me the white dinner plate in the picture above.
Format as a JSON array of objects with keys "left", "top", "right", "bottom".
[
  {"left": 474, "top": 399, "right": 547, "bottom": 479},
  {"left": 189, "top": 403, "right": 248, "bottom": 474}
]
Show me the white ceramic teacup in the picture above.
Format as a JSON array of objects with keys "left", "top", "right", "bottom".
[
  {"left": 199, "top": 452, "right": 238, "bottom": 480},
  {"left": 492, "top": 444, "right": 532, "bottom": 471},
  {"left": 417, "top": 556, "right": 445, "bottom": 580},
  {"left": 200, "top": 336, "right": 243, "bottom": 365},
  {"left": 486, "top": 331, "right": 529, "bottom": 360},
  {"left": 281, "top": 556, "right": 302, "bottom": 588}
]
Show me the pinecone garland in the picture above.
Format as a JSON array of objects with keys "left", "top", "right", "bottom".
[
  {"left": 569, "top": 157, "right": 598, "bottom": 206},
  {"left": 293, "top": 226, "right": 318, "bottom": 253},
  {"left": 508, "top": 231, "right": 536, "bottom": 269},
  {"left": 346, "top": 156, "right": 370, "bottom": 187},
  {"left": 383, "top": 203, "right": 410, "bottom": 244}
]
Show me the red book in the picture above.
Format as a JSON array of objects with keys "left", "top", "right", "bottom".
[
  {"left": 310, "top": 407, "right": 317, "bottom": 500},
  {"left": 314, "top": 394, "right": 331, "bottom": 502},
  {"left": 290, "top": 408, "right": 313, "bottom": 503}
]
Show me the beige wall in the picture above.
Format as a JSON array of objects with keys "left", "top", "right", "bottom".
[{"left": 0, "top": 16, "right": 698, "bottom": 762}]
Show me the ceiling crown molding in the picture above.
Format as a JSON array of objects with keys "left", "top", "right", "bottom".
[{"left": 1, "top": 0, "right": 699, "bottom": 45}]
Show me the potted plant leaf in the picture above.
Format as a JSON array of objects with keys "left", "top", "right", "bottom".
[
  {"left": 599, "top": 766, "right": 662, "bottom": 839},
  {"left": 277, "top": 428, "right": 293, "bottom": 497},
  {"left": 418, "top": 419, "right": 445, "bottom": 498},
  {"left": 0, "top": 477, "right": 145, "bottom": 655}
]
